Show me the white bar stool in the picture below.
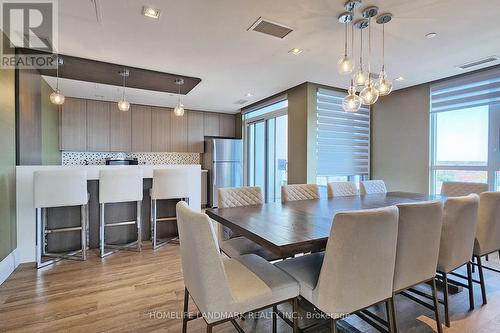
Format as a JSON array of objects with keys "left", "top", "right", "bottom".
[
  {"left": 34, "top": 170, "right": 89, "bottom": 269},
  {"left": 150, "top": 168, "right": 190, "bottom": 249},
  {"left": 99, "top": 169, "right": 143, "bottom": 257}
]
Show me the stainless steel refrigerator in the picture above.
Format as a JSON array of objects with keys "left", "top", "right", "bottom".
[{"left": 203, "top": 138, "right": 243, "bottom": 207}]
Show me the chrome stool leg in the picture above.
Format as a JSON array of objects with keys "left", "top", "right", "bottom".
[{"left": 152, "top": 197, "right": 189, "bottom": 250}]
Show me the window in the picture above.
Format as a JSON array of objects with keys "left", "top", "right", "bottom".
[
  {"left": 316, "top": 88, "right": 370, "bottom": 186},
  {"left": 430, "top": 67, "right": 500, "bottom": 194}
]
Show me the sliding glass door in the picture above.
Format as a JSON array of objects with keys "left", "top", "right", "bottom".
[{"left": 244, "top": 100, "right": 288, "bottom": 202}]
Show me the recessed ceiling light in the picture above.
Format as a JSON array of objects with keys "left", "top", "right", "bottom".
[
  {"left": 246, "top": 93, "right": 254, "bottom": 97},
  {"left": 425, "top": 32, "right": 437, "bottom": 39},
  {"left": 142, "top": 6, "right": 161, "bottom": 19},
  {"left": 395, "top": 76, "right": 405, "bottom": 82},
  {"left": 288, "top": 48, "right": 303, "bottom": 55}
]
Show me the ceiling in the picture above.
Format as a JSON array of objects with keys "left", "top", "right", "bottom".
[{"left": 46, "top": 0, "right": 500, "bottom": 113}]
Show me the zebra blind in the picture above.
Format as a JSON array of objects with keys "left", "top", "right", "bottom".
[
  {"left": 316, "top": 88, "right": 370, "bottom": 177},
  {"left": 431, "top": 67, "right": 500, "bottom": 113}
]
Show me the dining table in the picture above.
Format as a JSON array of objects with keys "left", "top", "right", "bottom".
[{"left": 206, "top": 192, "right": 444, "bottom": 258}]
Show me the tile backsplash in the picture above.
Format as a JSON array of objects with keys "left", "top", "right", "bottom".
[{"left": 62, "top": 152, "right": 201, "bottom": 165}]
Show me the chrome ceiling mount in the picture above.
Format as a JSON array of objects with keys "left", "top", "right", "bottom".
[
  {"left": 376, "top": 12, "right": 393, "bottom": 24},
  {"left": 119, "top": 69, "right": 130, "bottom": 77},
  {"left": 344, "top": 0, "right": 362, "bottom": 12},
  {"left": 354, "top": 18, "right": 369, "bottom": 29},
  {"left": 338, "top": 11, "right": 354, "bottom": 23},
  {"left": 174, "top": 78, "right": 185, "bottom": 86},
  {"left": 361, "top": 6, "right": 379, "bottom": 18}
]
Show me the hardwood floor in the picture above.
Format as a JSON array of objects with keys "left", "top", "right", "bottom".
[{"left": 1, "top": 244, "right": 500, "bottom": 332}]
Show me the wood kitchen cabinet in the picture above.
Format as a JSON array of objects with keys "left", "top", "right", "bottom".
[
  {"left": 86, "top": 100, "right": 110, "bottom": 151},
  {"left": 151, "top": 106, "right": 172, "bottom": 152},
  {"left": 219, "top": 114, "right": 236, "bottom": 137},
  {"left": 109, "top": 102, "right": 132, "bottom": 152},
  {"left": 60, "top": 97, "right": 87, "bottom": 151},
  {"left": 187, "top": 111, "right": 204, "bottom": 153},
  {"left": 170, "top": 110, "right": 188, "bottom": 152},
  {"left": 131, "top": 104, "right": 152, "bottom": 152},
  {"left": 203, "top": 113, "right": 220, "bottom": 136}
]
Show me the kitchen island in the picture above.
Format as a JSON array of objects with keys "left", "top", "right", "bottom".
[{"left": 16, "top": 164, "right": 201, "bottom": 264}]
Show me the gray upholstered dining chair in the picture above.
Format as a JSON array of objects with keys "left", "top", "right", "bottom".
[
  {"left": 436, "top": 194, "right": 479, "bottom": 327},
  {"left": 281, "top": 184, "right": 320, "bottom": 202},
  {"left": 472, "top": 192, "right": 500, "bottom": 304},
  {"left": 327, "top": 181, "right": 357, "bottom": 198},
  {"left": 275, "top": 206, "right": 399, "bottom": 333},
  {"left": 360, "top": 180, "right": 387, "bottom": 195},
  {"left": 217, "top": 186, "right": 281, "bottom": 261},
  {"left": 176, "top": 201, "right": 299, "bottom": 333},
  {"left": 440, "top": 181, "right": 488, "bottom": 197},
  {"left": 391, "top": 201, "right": 444, "bottom": 333}
]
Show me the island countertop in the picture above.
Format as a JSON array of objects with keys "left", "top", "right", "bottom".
[{"left": 16, "top": 164, "right": 201, "bottom": 263}]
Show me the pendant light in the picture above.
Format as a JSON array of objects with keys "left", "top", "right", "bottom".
[
  {"left": 360, "top": 18, "right": 379, "bottom": 105},
  {"left": 117, "top": 69, "right": 130, "bottom": 111},
  {"left": 337, "top": 12, "right": 354, "bottom": 75},
  {"left": 353, "top": 23, "right": 369, "bottom": 86},
  {"left": 173, "top": 78, "right": 185, "bottom": 116},
  {"left": 374, "top": 13, "right": 393, "bottom": 96},
  {"left": 49, "top": 55, "right": 65, "bottom": 105},
  {"left": 343, "top": 79, "right": 362, "bottom": 112}
]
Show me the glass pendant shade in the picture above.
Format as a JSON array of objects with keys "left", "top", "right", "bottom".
[
  {"left": 342, "top": 86, "right": 362, "bottom": 113},
  {"left": 360, "top": 80, "right": 379, "bottom": 105},
  {"left": 117, "top": 99, "right": 130, "bottom": 111},
  {"left": 174, "top": 104, "right": 185, "bottom": 116},
  {"left": 337, "top": 55, "right": 354, "bottom": 75},
  {"left": 353, "top": 67, "right": 369, "bottom": 86},
  {"left": 375, "top": 71, "right": 393, "bottom": 96},
  {"left": 50, "top": 89, "right": 65, "bottom": 105}
]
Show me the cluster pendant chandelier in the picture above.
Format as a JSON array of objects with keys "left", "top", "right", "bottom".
[
  {"left": 117, "top": 69, "right": 130, "bottom": 111},
  {"left": 337, "top": 1, "right": 393, "bottom": 113},
  {"left": 49, "top": 55, "right": 65, "bottom": 105}
]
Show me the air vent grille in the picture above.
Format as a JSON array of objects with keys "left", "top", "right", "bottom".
[
  {"left": 248, "top": 17, "right": 293, "bottom": 39},
  {"left": 234, "top": 99, "right": 249, "bottom": 105},
  {"left": 457, "top": 56, "right": 499, "bottom": 70}
]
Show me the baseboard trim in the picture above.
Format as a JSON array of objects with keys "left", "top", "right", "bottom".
[{"left": 0, "top": 249, "right": 19, "bottom": 285}]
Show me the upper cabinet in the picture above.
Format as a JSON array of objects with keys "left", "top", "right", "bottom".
[
  {"left": 86, "top": 100, "right": 110, "bottom": 152},
  {"left": 219, "top": 114, "right": 236, "bottom": 137},
  {"left": 204, "top": 113, "right": 220, "bottom": 136},
  {"left": 60, "top": 98, "right": 87, "bottom": 151},
  {"left": 131, "top": 105, "right": 152, "bottom": 152},
  {"left": 151, "top": 106, "right": 172, "bottom": 152},
  {"left": 187, "top": 111, "right": 204, "bottom": 153},
  {"left": 171, "top": 110, "right": 188, "bottom": 152},
  {"left": 109, "top": 102, "right": 132, "bottom": 152}
]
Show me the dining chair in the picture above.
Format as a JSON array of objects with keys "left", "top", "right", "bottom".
[
  {"left": 440, "top": 181, "right": 488, "bottom": 197},
  {"left": 217, "top": 186, "right": 281, "bottom": 260},
  {"left": 275, "top": 206, "right": 399, "bottom": 332},
  {"left": 360, "top": 180, "right": 387, "bottom": 195},
  {"left": 176, "top": 201, "right": 300, "bottom": 333},
  {"left": 472, "top": 192, "right": 500, "bottom": 303},
  {"left": 327, "top": 181, "right": 357, "bottom": 198},
  {"left": 437, "top": 194, "right": 479, "bottom": 327},
  {"left": 281, "top": 184, "right": 320, "bottom": 202},
  {"left": 391, "top": 201, "right": 444, "bottom": 333}
]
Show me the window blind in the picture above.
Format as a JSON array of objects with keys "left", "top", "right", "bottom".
[
  {"left": 316, "top": 88, "right": 370, "bottom": 177},
  {"left": 431, "top": 67, "right": 500, "bottom": 113}
]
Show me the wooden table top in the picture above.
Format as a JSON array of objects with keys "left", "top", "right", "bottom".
[{"left": 206, "top": 192, "right": 444, "bottom": 257}]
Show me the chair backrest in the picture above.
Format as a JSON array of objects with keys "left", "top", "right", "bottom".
[
  {"left": 281, "top": 184, "right": 320, "bottom": 202},
  {"left": 440, "top": 181, "right": 488, "bottom": 197},
  {"left": 99, "top": 168, "right": 143, "bottom": 204},
  {"left": 327, "top": 182, "right": 357, "bottom": 198},
  {"left": 34, "top": 170, "right": 88, "bottom": 208},
  {"left": 218, "top": 186, "right": 263, "bottom": 208},
  {"left": 360, "top": 180, "right": 387, "bottom": 195},
  {"left": 438, "top": 194, "right": 479, "bottom": 273},
  {"left": 393, "top": 201, "right": 443, "bottom": 292},
  {"left": 474, "top": 192, "right": 500, "bottom": 256},
  {"left": 151, "top": 168, "right": 190, "bottom": 200},
  {"left": 313, "top": 206, "right": 399, "bottom": 315},
  {"left": 176, "top": 201, "right": 235, "bottom": 315}
]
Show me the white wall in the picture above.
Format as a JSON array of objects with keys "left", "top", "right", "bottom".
[{"left": 372, "top": 84, "right": 431, "bottom": 193}]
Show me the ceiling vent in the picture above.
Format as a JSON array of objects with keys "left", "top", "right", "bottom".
[
  {"left": 248, "top": 17, "right": 293, "bottom": 39},
  {"left": 234, "top": 99, "right": 249, "bottom": 105},
  {"left": 456, "top": 56, "right": 499, "bottom": 70}
]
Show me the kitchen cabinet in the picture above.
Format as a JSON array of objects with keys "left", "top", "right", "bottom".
[
  {"left": 187, "top": 111, "right": 204, "bottom": 153},
  {"left": 151, "top": 106, "right": 172, "bottom": 152},
  {"left": 86, "top": 100, "right": 110, "bottom": 151},
  {"left": 109, "top": 102, "right": 132, "bottom": 152},
  {"left": 170, "top": 110, "right": 188, "bottom": 152},
  {"left": 60, "top": 97, "right": 87, "bottom": 151},
  {"left": 204, "top": 113, "right": 220, "bottom": 136},
  {"left": 201, "top": 171, "right": 208, "bottom": 207},
  {"left": 219, "top": 114, "right": 236, "bottom": 137},
  {"left": 131, "top": 105, "right": 152, "bottom": 152}
]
